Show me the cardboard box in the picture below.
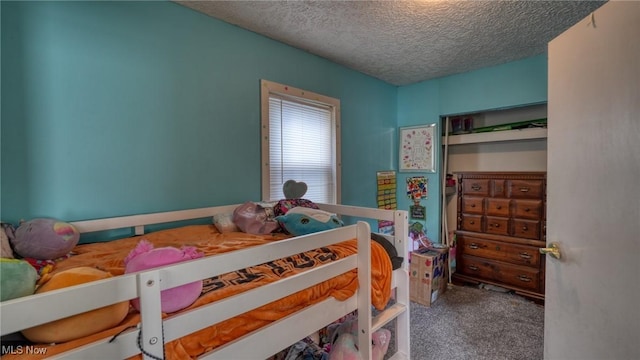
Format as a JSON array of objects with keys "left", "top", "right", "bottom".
[{"left": 409, "top": 247, "right": 449, "bottom": 306}]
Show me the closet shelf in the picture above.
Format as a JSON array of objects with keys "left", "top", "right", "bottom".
[{"left": 443, "top": 127, "right": 547, "bottom": 145}]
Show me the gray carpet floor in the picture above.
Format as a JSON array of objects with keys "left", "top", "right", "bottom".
[{"left": 408, "top": 284, "right": 544, "bottom": 360}]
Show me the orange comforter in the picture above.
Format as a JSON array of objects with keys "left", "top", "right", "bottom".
[{"left": 13, "top": 225, "right": 392, "bottom": 359}]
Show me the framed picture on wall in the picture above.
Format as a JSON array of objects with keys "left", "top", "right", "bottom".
[{"left": 399, "top": 123, "right": 436, "bottom": 172}]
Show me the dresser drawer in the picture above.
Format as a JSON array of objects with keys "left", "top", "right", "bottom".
[
  {"left": 458, "top": 235, "right": 541, "bottom": 267},
  {"left": 460, "top": 214, "right": 483, "bottom": 232},
  {"left": 485, "top": 216, "right": 509, "bottom": 236},
  {"left": 486, "top": 198, "right": 510, "bottom": 217},
  {"left": 512, "top": 219, "right": 541, "bottom": 239},
  {"left": 508, "top": 179, "right": 544, "bottom": 199},
  {"left": 462, "top": 196, "right": 484, "bottom": 214},
  {"left": 459, "top": 255, "right": 541, "bottom": 292},
  {"left": 513, "top": 199, "right": 543, "bottom": 220},
  {"left": 492, "top": 180, "right": 506, "bottom": 197},
  {"left": 462, "top": 179, "right": 490, "bottom": 196}
]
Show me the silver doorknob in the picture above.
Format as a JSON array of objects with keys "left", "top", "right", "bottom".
[{"left": 539, "top": 243, "right": 561, "bottom": 259}]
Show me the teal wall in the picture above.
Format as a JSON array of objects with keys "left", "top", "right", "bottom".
[
  {"left": 396, "top": 81, "right": 442, "bottom": 245},
  {"left": 1, "top": 1, "right": 397, "bottom": 225},
  {"left": 397, "top": 55, "right": 548, "bottom": 245},
  {"left": 438, "top": 55, "right": 548, "bottom": 115},
  {"left": 1, "top": 1, "right": 548, "bottom": 247}
]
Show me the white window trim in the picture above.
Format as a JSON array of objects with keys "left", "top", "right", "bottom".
[{"left": 260, "top": 79, "right": 341, "bottom": 203}]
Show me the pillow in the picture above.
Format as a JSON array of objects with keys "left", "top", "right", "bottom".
[
  {"left": 370, "top": 233, "right": 404, "bottom": 270},
  {"left": 124, "top": 240, "right": 204, "bottom": 313},
  {"left": 21, "top": 267, "right": 130, "bottom": 344},
  {"left": 276, "top": 207, "right": 343, "bottom": 236},
  {"left": 233, "top": 201, "right": 280, "bottom": 235},
  {"left": 282, "top": 180, "right": 308, "bottom": 199},
  {"left": 212, "top": 213, "right": 239, "bottom": 233}
]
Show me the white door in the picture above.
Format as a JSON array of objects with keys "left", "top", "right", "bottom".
[{"left": 546, "top": 2, "right": 640, "bottom": 359}]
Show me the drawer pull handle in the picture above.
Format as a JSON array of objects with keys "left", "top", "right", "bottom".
[
  {"left": 470, "top": 204, "right": 476, "bottom": 208},
  {"left": 519, "top": 187, "right": 530, "bottom": 193},
  {"left": 519, "top": 253, "right": 532, "bottom": 259},
  {"left": 469, "top": 220, "right": 475, "bottom": 225},
  {"left": 524, "top": 208, "right": 531, "bottom": 212},
  {"left": 469, "top": 243, "right": 479, "bottom": 249},
  {"left": 468, "top": 265, "right": 479, "bottom": 271},
  {"left": 522, "top": 225, "right": 528, "bottom": 231},
  {"left": 471, "top": 184, "right": 482, "bottom": 191},
  {"left": 518, "top": 275, "right": 532, "bottom": 282},
  {"left": 496, "top": 205, "right": 502, "bottom": 210},
  {"left": 491, "top": 223, "right": 500, "bottom": 228}
]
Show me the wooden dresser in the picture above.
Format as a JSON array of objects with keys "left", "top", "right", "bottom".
[{"left": 453, "top": 172, "right": 547, "bottom": 301}]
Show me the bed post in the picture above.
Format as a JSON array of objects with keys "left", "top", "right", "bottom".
[
  {"left": 356, "top": 221, "right": 373, "bottom": 360},
  {"left": 394, "top": 210, "right": 411, "bottom": 359},
  {"left": 137, "top": 270, "right": 165, "bottom": 360}
]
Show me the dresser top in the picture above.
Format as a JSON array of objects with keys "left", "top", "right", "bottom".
[{"left": 457, "top": 171, "right": 546, "bottom": 180}]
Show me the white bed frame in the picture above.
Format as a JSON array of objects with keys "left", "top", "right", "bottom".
[{"left": 0, "top": 203, "right": 410, "bottom": 360}]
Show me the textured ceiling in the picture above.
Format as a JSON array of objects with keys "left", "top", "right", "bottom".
[{"left": 176, "top": 1, "right": 606, "bottom": 86}]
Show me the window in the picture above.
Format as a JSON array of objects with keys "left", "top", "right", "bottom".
[{"left": 260, "top": 80, "right": 341, "bottom": 203}]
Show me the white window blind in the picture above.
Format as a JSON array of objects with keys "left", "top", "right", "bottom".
[{"left": 268, "top": 95, "right": 336, "bottom": 203}]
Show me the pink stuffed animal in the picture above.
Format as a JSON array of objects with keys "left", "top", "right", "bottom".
[
  {"left": 328, "top": 317, "right": 392, "bottom": 360},
  {"left": 125, "top": 240, "right": 204, "bottom": 313}
]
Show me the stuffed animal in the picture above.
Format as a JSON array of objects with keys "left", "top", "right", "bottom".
[
  {"left": 276, "top": 207, "right": 343, "bottom": 236},
  {"left": 0, "top": 258, "right": 37, "bottom": 301},
  {"left": 11, "top": 218, "right": 80, "bottom": 260},
  {"left": 212, "top": 212, "right": 239, "bottom": 233},
  {"left": 1, "top": 223, "right": 15, "bottom": 258},
  {"left": 21, "top": 267, "right": 130, "bottom": 344},
  {"left": 329, "top": 333, "right": 363, "bottom": 360},
  {"left": 124, "top": 239, "right": 204, "bottom": 313},
  {"left": 328, "top": 317, "right": 392, "bottom": 360},
  {"left": 232, "top": 201, "right": 280, "bottom": 235}
]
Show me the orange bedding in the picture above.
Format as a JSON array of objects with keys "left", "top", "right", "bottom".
[{"left": 12, "top": 225, "right": 392, "bottom": 359}]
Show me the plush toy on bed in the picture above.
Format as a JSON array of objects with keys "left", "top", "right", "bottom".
[
  {"left": 124, "top": 240, "right": 204, "bottom": 313},
  {"left": 11, "top": 218, "right": 80, "bottom": 260},
  {"left": 274, "top": 180, "right": 343, "bottom": 235},
  {"left": 274, "top": 180, "right": 320, "bottom": 216},
  {"left": 1, "top": 223, "right": 15, "bottom": 259},
  {"left": 276, "top": 206, "right": 343, "bottom": 236},
  {"left": 0, "top": 258, "right": 37, "bottom": 301},
  {"left": 233, "top": 201, "right": 280, "bottom": 235},
  {"left": 0, "top": 224, "right": 38, "bottom": 302},
  {"left": 21, "top": 267, "right": 130, "bottom": 344}
]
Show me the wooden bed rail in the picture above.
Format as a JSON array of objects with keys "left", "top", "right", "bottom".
[
  {"left": 70, "top": 205, "right": 240, "bottom": 235},
  {"left": 70, "top": 203, "right": 404, "bottom": 235}
]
